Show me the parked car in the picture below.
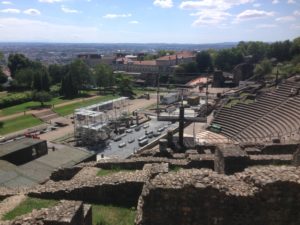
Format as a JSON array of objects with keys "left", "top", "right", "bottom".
[
  {"left": 139, "top": 138, "right": 148, "bottom": 146},
  {"left": 143, "top": 123, "right": 149, "bottom": 129},
  {"left": 138, "top": 136, "right": 148, "bottom": 142},
  {"left": 118, "top": 142, "right": 126, "bottom": 148},
  {"left": 128, "top": 138, "right": 135, "bottom": 143},
  {"left": 126, "top": 129, "right": 133, "bottom": 133}
]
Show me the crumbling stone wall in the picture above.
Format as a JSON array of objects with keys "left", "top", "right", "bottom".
[
  {"left": 50, "top": 167, "right": 83, "bottom": 181},
  {"left": 28, "top": 163, "right": 169, "bottom": 207},
  {"left": 3, "top": 200, "right": 92, "bottom": 225},
  {"left": 214, "top": 146, "right": 249, "bottom": 174},
  {"left": 136, "top": 166, "right": 300, "bottom": 225}
]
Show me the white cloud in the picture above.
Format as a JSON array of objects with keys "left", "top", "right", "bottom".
[
  {"left": 256, "top": 23, "right": 277, "bottom": 28},
  {"left": 291, "top": 24, "right": 300, "bottom": 29},
  {"left": 179, "top": 0, "right": 255, "bottom": 11},
  {"left": 23, "top": 9, "right": 41, "bottom": 16},
  {"left": 153, "top": 0, "right": 173, "bottom": 8},
  {"left": 0, "top": 8, "right": 20, "bottom": 13},
  {"left": 287, "top": 0, "right": 296, "bottom": 4},
  {"left": 272, "top": 0, "right": 279, "bottom": 4},
  {"left": 129, "top": 20, "right": 139, "bottom": 24},
  {"left": 0, "top": 17, "right": 101, "bottom": 42},
  {"left": 179, "top": 0, "right": 256, "bottom": 26},
  {"left": 1, "top": 1, "right": 12, "bottom": 5},
  {"left": 253, "top": 3, "right": 261, "bottom": 7},
  {"left": 190, "top": 9, "right": 231, "bottom": 26},
  {"left": 275, "top": 16, "right": 296, "bottom": 22},
  {"left": 61, "top": 5, "right": 80, "bottom": 13},
  {"left": 103, "top": 13, "right": 132, "bottom": 19},
  {"left": 39, "top": 0, "right": 64, "bottom": 3},
  {"left": 294, "top": 10, "right": 300, "bottom": 16},
  {"left": 236, "top": 9, "right": 274, "bottom": 20}
]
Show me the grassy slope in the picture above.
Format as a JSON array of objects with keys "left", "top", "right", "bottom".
[
  {"left": 54, "top": 95, "right": 118, "bottom": 116},
  {"left": 0, "top": 97, "right": 73, "bottom": 116},
  {"left": 3, "top": 197, "right": 135, "bottom": 225},
  {"left": 3, "top": 198, "right": 58, "bottom": 221},
  {"left": 0, "top": 115, "right": 43, "bottom": 135}
]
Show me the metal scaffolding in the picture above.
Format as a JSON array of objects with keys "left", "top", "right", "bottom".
[{"left": 74, "top": 97, "right": 129, "bottom": 145}]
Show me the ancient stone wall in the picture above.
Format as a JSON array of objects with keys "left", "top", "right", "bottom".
[
  {"left": 4, "top": 200, "right": 92, "bottom": 225},
  {"left": 28, "top": 163, "right": 169, "bottom": 208},
  {"left": 50, "top": 167, "right": 83, "bottom": 181},
  {"left": 260, "top": 144, "right": 299, "bottom": 155},
  {"left": 136, "top": 166, "right": 300, "bottom": 225}
]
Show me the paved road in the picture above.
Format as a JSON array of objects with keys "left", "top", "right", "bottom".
[{"left": 95, "top": 118, "right": 178, "bottom": 159}]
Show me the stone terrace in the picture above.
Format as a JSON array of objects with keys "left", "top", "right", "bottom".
[{"left": 136, "top": 166, "right": 300, "bottom": 225}]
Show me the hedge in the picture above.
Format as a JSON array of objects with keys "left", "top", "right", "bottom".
[{"left": 0, "top": 92, "right": 33, "bottom": 109}]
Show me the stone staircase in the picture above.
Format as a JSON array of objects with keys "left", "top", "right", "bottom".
[{"left": 32, "top": 109, "right": 60, "bottom": 122}]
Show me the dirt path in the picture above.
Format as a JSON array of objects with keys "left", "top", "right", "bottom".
[
  {"left": 0, "top": 95, "right": 100, "bottom": 122},
  {"left": 0, "top": 194, "right": 26, "bottom": 221}
]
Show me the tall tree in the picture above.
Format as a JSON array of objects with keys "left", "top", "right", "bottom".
[
  {"left": 196, "top": 51, "right": 213, "bottom": 72},
  {"left": 214, "top": 49, "right": 243, "bottom": 71},
  {"left": 48, "top": 64, "right": 68, "bottom": 85},
  {"left": 0, "top": 71, "right": 7, "bottom": 84},
  {"left": 8, "top": 54, "right": 31, "bottom": 78},
  {"left": 94, "top": 64, "right": 114, "bottom": 90},
  {"left": 60, "top": 59, "right": 91, "bottom": 98},
  {"left": 116, "top": 73, "right": 135, "bottom": 97}
]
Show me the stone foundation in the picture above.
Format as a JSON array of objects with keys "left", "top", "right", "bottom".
[
  {"left": 136, "top": 166, "right": 300, "bottom": 225},
  {"left": 5, "top": 200, "right": 92, "bottom": 225}
]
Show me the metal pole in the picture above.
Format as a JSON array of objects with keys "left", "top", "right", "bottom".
[
  {"left": 156, "top": 73, "right": 160, "bottom": 118},
  {"left": 179, "top": 106, "right": 184, "bottom": 147}
]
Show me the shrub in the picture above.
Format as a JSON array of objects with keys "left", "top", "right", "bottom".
[{"left": 0, "top": 91, "right": 33, "bottom": 109}]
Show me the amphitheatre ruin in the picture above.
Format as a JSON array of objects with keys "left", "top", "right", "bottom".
[{"left": 0, "top": 73, "right": 300, "bottom": 225}]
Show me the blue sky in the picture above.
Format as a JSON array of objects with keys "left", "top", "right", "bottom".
[{"left": 0, "top": 0, "right": 299, "bottom": 43}]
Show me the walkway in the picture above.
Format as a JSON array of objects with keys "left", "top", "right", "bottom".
[{"left": 0, "top": 95, "right": 100, "bottom": 122}]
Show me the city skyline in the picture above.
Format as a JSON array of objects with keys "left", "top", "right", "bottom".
[{"left": 0, "top": 0, "right": 299, "bottom": 43}]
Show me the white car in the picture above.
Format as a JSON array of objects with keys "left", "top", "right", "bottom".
[
  {"left": 143, "top": 123, "right": 149, "bottom": 129},
  {"left": 126, "top": 129, "right": 133, "bottom": 133},
  {"left": 118, "top": 142, "right": 126, "bottom": 148}
]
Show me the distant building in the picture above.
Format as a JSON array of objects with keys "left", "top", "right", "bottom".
[
  {"left": 112, "top": 51, "right": 196, "bottom": 85},
  {"left": 77, "top": 54, "right": 114, "bottom": 67}
]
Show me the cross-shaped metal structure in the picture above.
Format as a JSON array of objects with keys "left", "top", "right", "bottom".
[{"left": 158, "top": 105, "right": 207, "bottom": 147}]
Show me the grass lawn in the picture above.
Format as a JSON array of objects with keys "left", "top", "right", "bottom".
[
  {"left": 0, "top": 97, "right": 69, "bottom": 116},
  {"left": 0, "top": 115, "right": 43, "bottom": 135},
  {"left": 3, "top": 197, "right": 58, "bottom": 221},
  {"left": 92, "top": 204, "right": 136, "bottom": 225},
  {"left": 54, "top": 95, "right": 118, "bottom": 116}
]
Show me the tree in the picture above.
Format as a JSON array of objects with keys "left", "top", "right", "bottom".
[
  {"left": 196, "top": 51, "right": 213, "bottom": 72},
  {"left": 32, "top": 91, "right": 52, "bottom": 107},
  {"left": 60, "top": 59, "right": 92, "bottom": 98},
  {"left": 15, "top": 65, "right": 50, "bottom": 91},
  {"left": 254, "top": 59, "right": 273, "bottom": 79},
  {"left": 48, "top": 64, "right": 68, "bottom": 85},
  {"left": 290, "top": 37, "right": 300, "bottom": 57},
  {"left": 268, "top": 40, "right": 291, "bottom": 62},
  {"left": 94, "top": 64, "right": 114, "bottom": 90},
  {"left": 14, "top": 68, "right": 34, "bottom": 88},
  {"left": 0, "top": 70, "right": 7, "bottom": 84},
  {"left": 32, "top": 69, "right": 51, "bottom": 92},
  {"left": 214, "top": 49, "right": 243, "bottom": 71},
  {"left": 8, "top": 54, "right": 31, "bottom": 78},
  {"left": 116, "top": 73, "right": 135, "bottom": 97}
]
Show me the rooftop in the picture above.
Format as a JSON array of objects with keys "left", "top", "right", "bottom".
[{"left": 0, "top": 138, "right": 45, "bottom": 158}]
